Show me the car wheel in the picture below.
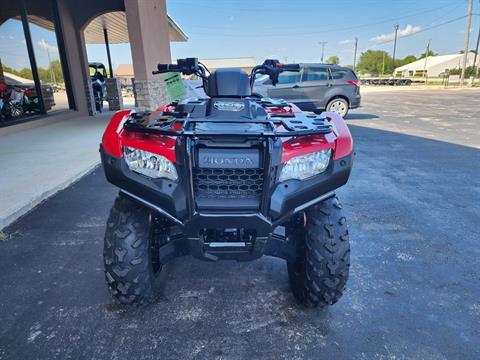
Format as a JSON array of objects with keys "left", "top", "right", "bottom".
[{"left": 326, "top": 98, "right": 349, "bottom": 117}]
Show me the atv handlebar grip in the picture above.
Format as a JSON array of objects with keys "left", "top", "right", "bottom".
[
  {"left": 280, "top": 64, "right": 300, "bottom": 72},
  {"left": 152, "top": 64, "right": 180, "bottom": 74}
]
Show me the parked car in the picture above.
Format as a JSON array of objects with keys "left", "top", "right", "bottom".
[{"left": 253, "top": 64, "right": 361, "bottom": 117}]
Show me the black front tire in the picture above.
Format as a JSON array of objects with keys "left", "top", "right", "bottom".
[
  {"left": 103, "top": 195, "right": 163, "bottom": 304},
  {"left": 287, "top": 196, "right": 350, "bottom": 308}
]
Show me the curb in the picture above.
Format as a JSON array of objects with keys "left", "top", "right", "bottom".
[{"left": 0, "top": 162, "right": 100, "bottom": 231}]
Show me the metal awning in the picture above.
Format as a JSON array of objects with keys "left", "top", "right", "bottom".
[{"left": 83, "top": 11, "right": 188, "bottom": 44}]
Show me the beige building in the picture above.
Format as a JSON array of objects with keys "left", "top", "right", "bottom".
[
  {"left": 115, "top": 57, "right": 258, "bottom": 84},
  {"left": 199, "top": 57, "right": 257, "bottom": 74},
  {"left": 0, "top": 0, "right": 186, "bottom": 130}
]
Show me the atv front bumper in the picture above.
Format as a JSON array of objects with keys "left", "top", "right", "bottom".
[{"left": 100, "top": 146, "right": 353, "bottom": 241}]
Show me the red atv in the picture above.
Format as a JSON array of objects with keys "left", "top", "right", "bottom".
[{"left": 100, "top": 58, "right": 353, "bottom": 307}]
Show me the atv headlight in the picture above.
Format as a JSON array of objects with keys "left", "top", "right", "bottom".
[
  {"left": 123, "top": 146, "right": 178, "bottom": 181},
  {"left": 279, "top": 149, "right": 331, "bottom": 182}
]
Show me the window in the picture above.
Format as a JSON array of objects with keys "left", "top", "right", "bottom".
[
  {"left": 28, "top": 0, "right": 69, "bottom": 114},
  {"left": 0, "top": 0, "right": 72, "bottom": 127},
  {"left": 277, "top": 71, "right": 301, "bottom": 84},
  {"left": 0, "top": 15, "right": 38, "bottom": 125},
  {"left": 303, "top": 67, "right": 329, "bottom": 81},
  {"left": 331, "top": 69, "right": 349, "bottom": 80}
]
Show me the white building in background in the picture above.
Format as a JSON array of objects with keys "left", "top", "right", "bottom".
[{"left": 394, "top": 53, "right": 477, "bottom": 77}]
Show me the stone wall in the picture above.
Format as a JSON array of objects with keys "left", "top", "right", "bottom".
[
  {"left": 84, "top": 81, "right": 96, "bottom": 115},
  {"left": 133, "top": 79, "right": 170, "bottom": 111},
  {"left": 105, "top": 78, "right": 123, "bottom": 111}
]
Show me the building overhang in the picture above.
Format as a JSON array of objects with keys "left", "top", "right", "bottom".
[
  {"left": 83, "top": 12, "right": 188, "bottom": 44},
  {"left": 21, "top": 11, "right": 188, "bottom": 44}
]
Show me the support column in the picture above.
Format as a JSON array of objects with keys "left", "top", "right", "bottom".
[
  {"left": 125, "top": 0, "right": 172, "bottom": 110},
  {"left": 79, "top": 31, "right": 96, "bottom": 115}
]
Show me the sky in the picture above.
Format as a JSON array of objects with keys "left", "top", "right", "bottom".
[
  {"left": 1, "top": 0, "right": 479, "bottom": 72},
  {"left": 166, "top": 0, "right": 480, "bottom": 65},
  {"left": 0, "top": 19, "right": 61, "bottom": 71}
]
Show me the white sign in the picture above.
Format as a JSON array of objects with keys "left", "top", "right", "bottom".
[{"left": 448, "top": 75, "right": 460, "bottom": 82}]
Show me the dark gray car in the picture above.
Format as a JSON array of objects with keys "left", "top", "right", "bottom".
[{"left": 253, "top": 64, "right": 361, "bottom": 117}]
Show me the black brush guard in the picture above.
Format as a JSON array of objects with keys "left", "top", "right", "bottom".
[{"left": 101, "top": 111, "right": 352, "bottom": 262}]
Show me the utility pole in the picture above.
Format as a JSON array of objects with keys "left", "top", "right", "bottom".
[
  {"left": 460, "top": 0, "right": 473, "bottom": 85},
  {"left": 473, "top": 9, "right": 480, "bottom": 78},
  {"left": 353, "top": 37, "right": 358, "bottom": 71},
  {"left": 319, "top": 41, "right": 327, "bottom": 63},
  {"left": 423, "top": 39, "right": 431, "bottom": 84},
  {"left": 392, "top": 24, "right": 400, "bottom": 74},
  {"left": 381, "top": 51, "right": 385, "bottom": 76}
]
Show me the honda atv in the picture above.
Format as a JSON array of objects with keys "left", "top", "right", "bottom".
[{"left": 100, "top": 58, "right": 353, "bottom": 307}]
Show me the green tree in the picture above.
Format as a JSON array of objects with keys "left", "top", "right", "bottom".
[
  {"left": 18, "top": 68, "right": 33, "bottom": 80},
  {"left": 448, "top": 66, "right": 478, "bottom": 77},
  {"left": 395, "top": 55, "right": 417, "bottom": 68},
  {"left": 50, "top": 60, "right": 63, "bottom": 83},
  {"left": 419, "top": 49, "right": 437, "bottom": 58},
  {"left": 357, "top": 50, "right": 392, "bottom": 75},
  {"left": 326, "top": 55, "right": 340, "bottom": 65}
]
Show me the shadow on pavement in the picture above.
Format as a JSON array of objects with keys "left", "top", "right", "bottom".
[
  {"left": 346, "top": 113, "right": 379, "bottom": 120},
  {"left": 0, "top": 125, "right": 479, "bottom": 359}
]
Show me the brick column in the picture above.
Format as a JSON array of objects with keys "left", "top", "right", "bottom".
[{"left": 125, "top": 0, "right": 172, "bottom": 111}]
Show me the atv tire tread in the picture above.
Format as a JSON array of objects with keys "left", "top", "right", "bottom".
[
  {"left": 288, "top": 196, "right": 350, "bottom": 308},
  {"left": 104, "top": 195, "right": 156, "bottom": 305}
]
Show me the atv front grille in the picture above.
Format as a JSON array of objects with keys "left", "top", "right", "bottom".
[{"left": 192, "top": 168, "right": 264, "bottom": 200}]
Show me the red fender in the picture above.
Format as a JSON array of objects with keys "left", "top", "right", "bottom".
[{"left": 102, "top": 109, "right": 177, "bottom": 163}]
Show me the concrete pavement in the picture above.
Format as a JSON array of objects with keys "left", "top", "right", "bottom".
[{"left": 0, "top": 113, "right": 111, "bottom": 229}]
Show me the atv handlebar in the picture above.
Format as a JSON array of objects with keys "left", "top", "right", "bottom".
[
  {"left": 152, "top": 64, "right": 180, "bottom": 74},
  {"left": 278, "top": 64, "right": 300, "bottom": 72},
  {"left": 249, "top": 60, "right": 300, "bottom": 88},
  {"left": 152, "top": 58, "right": 202, "bottom": 76},
  {"left": 153, "top": 57, "right": 300, "bottom": 91}
]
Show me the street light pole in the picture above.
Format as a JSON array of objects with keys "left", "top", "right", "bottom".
[
  {"left": 319, "top": 41, "right": 327, "bottom": 63},
  {"left": 460, "top": 0, "right": 473, "bottom": 85},
  {"left": 392, "top": 24, "right": 399, "bottom": 74},
  {"left": 353, "top": 37, "right": 358, "bottom": 71}
]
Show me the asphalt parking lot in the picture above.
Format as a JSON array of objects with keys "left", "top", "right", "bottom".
[{"left": 1, "top": 89, "right": 479, "bottom": 359}]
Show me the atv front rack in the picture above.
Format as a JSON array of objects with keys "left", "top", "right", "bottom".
[{"left": 123, "top": 111, "right": 333, "bottom": 138}]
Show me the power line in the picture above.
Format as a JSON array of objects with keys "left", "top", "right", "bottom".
[
  {"left": 183, "top": 3, "right": 458, "bottom": 31},
  {"left": 187, "top": 4, "right": 463, "bottom": 37},
  {"left": 374, "top": 14, "right": 471, "bottom": 45}
]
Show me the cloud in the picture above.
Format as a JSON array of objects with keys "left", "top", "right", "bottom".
[
  {"left": 37, "top": 39, "right": 58, "bottom": 53},
  {"left": 370, "top": 24, "right": 421, "bottom": 42},
  {"left": 338, "top": 39, "right": 352, "bottom": 45}
]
